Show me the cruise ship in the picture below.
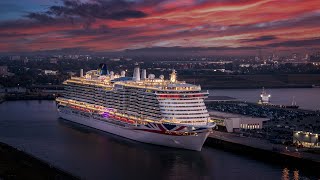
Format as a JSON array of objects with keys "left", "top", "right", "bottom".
[{"left": 56, "top": 64, "right": 215, "bottom": 151}]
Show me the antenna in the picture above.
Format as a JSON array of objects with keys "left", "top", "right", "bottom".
[{"left": 292, "top": 96, "right": 296, "bottom": 106}]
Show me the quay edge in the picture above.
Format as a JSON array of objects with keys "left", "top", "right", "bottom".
[
  {"left": 205, "top": 133, "right": 320, "bottom": 176},
  {"left": 0, "top": 141, "right": 79, "bottom": 179}
]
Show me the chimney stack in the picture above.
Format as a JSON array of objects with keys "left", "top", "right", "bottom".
[
  {"left": 132, "top": 63, "right": 140, "bottom": 81},
  {"left": 141, "top": 69, "right": 147, "bottom": 80},
  {"left": 80, "top": 69, "right": 84, "bottom": 77},
  {"left": 121, "top": 71, "right": 126, "bottom": 77},
  {"left": 110, "top": 71, "right": 114, "bottom": 80}
]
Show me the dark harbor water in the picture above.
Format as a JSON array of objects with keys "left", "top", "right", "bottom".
[
  {"left": 0, "top": 101, "right": 317, "bottom": 180},
  {"left": 210, "top": 88, "right": 320, "bottom": 110}
]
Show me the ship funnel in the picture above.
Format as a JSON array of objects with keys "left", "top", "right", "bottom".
[
  {"left": 80, "top": 69, "right": 84, "bottom": 77},
  {"left": 141, "top": 69, "right": 147, "bottom": 80},
  {"left": 121, "top": 71, "right": 126, "bottom": 77},
  {"left": 170, "top": 69, "right": 177, "bottom": 83},
  {"left": 98, "top": 63, "right": 108, "bottom": 75},
  {"left": 110, "top": 71, "right": 114, "bottom": 80},
  {"left": 132, "top": 63, "right": 140, "bottom": 81}
]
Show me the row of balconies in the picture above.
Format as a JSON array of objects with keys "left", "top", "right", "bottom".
[
  {"left": 159, "top": 100, "right": 204, "bottom": 104},
  {"left": 163, "top": 116, "right": 209, "bottom": 120},
  {"left": 160, "top": 107, "right": 207, "bottom": 111},
  {"left": 162, "top": 111, "right": 209, "bottom": 115}
]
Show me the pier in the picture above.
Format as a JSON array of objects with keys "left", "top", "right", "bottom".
[
  {"left": 205, "top": 97, "right": 320, "bottom": 176},
  {"left": 205, "top": 131, "right": 320, "bottom": 175}
]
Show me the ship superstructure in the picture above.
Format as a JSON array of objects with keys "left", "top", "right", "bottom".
[
  {"left": 257, "top": 88, "right": 299, "bottom": 109},
  {"left": 258, "top": 87, "right": 271, "bottom": 104},
  {"left": 56, "top": 64, "right": 215, "bottom": 151}
]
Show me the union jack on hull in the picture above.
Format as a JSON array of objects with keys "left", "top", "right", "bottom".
[
  {"left": 133, "top": 122, "right": 211, "bottom": 136},
  {"left": 133, "top": 122, "right": 187, "bottom": 135}
]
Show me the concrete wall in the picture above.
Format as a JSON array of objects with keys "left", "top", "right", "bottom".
[{"left": 225, "top": 118, "right": 240, "bottom": 132}]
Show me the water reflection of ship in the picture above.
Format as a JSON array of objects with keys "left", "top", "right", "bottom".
[{"left": 58, "top": 118, "right": 208, "bottom": 180}]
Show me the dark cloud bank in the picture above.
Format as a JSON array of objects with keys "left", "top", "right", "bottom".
[{"left": 26, "top": 0, "right": 147, "bottom": 23}]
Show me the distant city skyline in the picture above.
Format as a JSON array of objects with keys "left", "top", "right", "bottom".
[{"left": 0, "top": 0, "right": 319, "bottom": 55}]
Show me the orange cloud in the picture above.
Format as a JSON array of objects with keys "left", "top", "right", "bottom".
[{"left": 0, "top": 0, "right": 319, "bottom": 54}]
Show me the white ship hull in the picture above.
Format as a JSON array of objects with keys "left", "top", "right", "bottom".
[{"left": 58, "top": 110, "right": 211, "bottom": 151}]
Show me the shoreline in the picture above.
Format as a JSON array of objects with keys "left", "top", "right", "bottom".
[
  {"left": 0, "top": 142, "right": 79, "bottom": 179},
  {"left": 181, "top": 74, "right": 320, "bottom": 90},
  {"left": 0, "top": 94, "right": 56, "bottom": 103}
]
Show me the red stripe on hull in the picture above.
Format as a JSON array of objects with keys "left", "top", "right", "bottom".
[
  {"left": 175, "top": 126, "right": 186, "bottom": 131},
  {"left": 157, "top": 124, "right": 166, "bottom": 131}
]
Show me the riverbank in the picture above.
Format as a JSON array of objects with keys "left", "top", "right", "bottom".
[
  {"left": 205, "top": 131, "right": 320, "bottom": 176},
  {"left": 181, "top": 74, "right": 320, "bottom": 89},
  {"left": 0, "top": 94, "right": 57, "bottom": 104},
  {"left": 0, "top": 142, "right": 78, "bottom": 179},
  {"left": 206, "top": 85, "right": 313, "bottom": 89},
  {"left": 5, "top": 93, "right": 57, "bottom": 101}
]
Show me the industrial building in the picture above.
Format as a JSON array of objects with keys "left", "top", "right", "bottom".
[
  {"left": 293, "top": 131, "right": 320, "bottom": 148},
  {"left": 209, "top": 110, "right": 269, "bottom": 132}
]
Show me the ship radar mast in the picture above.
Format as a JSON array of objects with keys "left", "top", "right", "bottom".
[
  {"left": 292, "top": 96, "right": 296, "bottom": 106},
  {"left": 170, "top": 69, "right": 177, "bottom": 83}
]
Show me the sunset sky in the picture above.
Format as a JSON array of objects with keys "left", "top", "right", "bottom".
[{"left": 0, "top": 0, "right": 319, "bottom": 55}]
